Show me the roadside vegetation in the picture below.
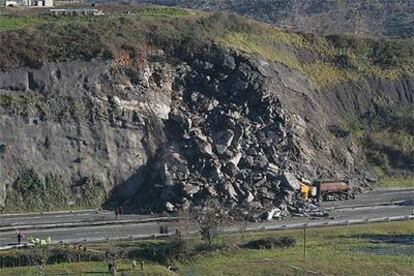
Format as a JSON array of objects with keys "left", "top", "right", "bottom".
[
  {"left": 3, "top": 168, "right": 106, "bottom": 213},
  {"left": 330, "top": 102, "right": 414, "bottom": 184},
  {"left": 0, "top": 221, "right": 412, "bottom": 275},
  {"left": 363, "top": 106, "right": 413, "bottom": 183},
  {"left": 377, "top": 177, "right": 414, "bottom": 188}
]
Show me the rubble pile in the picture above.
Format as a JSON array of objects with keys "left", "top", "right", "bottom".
[{"left": 134, "top": 53, "right": 305, "bottom": 216}]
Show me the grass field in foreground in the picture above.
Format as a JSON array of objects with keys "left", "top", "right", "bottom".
[
  {"left": 0, "top": 221, "right": 412, "bottom": 275},
  {"left": 0, "top": 261, "right": 172, "bottom": 275}
]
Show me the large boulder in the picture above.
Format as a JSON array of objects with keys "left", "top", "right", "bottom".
[
  {"left": 214, "top": 129, "right": 235, "bottom": 155},
  {"left": 280, "top": 173, "right": 301, "bottom": 191}
]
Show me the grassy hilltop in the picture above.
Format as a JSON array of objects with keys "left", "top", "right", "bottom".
[
  {"left": 130, "top": 0, "right": 414, "bottom": 39},
  {"left": 0, "top": 7, "right": 413, "bottom": 86}
]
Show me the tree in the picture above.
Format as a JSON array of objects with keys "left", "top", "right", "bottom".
[
  {"left": 104, "top": 241, "right": 127, "bottom": 275},
  {"left": 28, "top": 247, "right": 49, "bottom": 275},
  {"left": 194, "top": 199, "right": 222, "bottom": 247},
  {"left": 167, "top": 228, "right": 193, "bottom": 262},
  {"left": 238, "top": 219, "right": 249, "bottom": 244}
]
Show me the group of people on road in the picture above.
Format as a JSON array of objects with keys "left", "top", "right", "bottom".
[{"left": 114, "top": 205, "right": 124, "bottom": 219}]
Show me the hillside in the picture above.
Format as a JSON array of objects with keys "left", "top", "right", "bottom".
[
  {"left": 129, "top": 0, "right": 414, "bottom": 39},
  {"left": 0, "top": 7, "right": 413, "bottom": 213}
]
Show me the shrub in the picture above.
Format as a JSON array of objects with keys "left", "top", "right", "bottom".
[
  {"left": 243, "top": 236, "right": 296, "bottom": 249},
  {"left": 75, "top": 176, "right": 106, "bottom": 208},
  {"left": 10, "top": 169, "right": 71, "bottom": 211},
  {"left": 14, "top": 168, "right": 44, "bottom": 199},
  {"left": 166, "top": 230, "right": 193, "bottom": 262}
]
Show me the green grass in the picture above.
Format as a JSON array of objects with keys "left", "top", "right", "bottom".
[
  {"left": 377, "top": 177, "right": 414, "bottom": 188},
  {"left": 179, "top": 248, "right": 412, "bottom": 276},
  {"left": 302, "top": 61, "right": 358, "bottom": 88},
  {"left": 0, "top": 261, "right": 172, "bottom": 275},
  {"left": 218, "top": 32, "right": 304, "bottom": 73},
  {"left": 0, "top": 11, "right": 413, "bottom": 88},
  {"left": 218, "top": 29, "right": 414, "bottom": 89},
  {"left": 137, "top": 6, "right": 194, "bottom": 18},
  {"left": 0, "top": 14, "right": 89, "bottom": 33},
  {"left": 180, "top": 221, "right": 414, "bottom": 276},
  {"left": 0, "top": 221, "right": 412, "bottom": 275},
  {"left": 0, "top": 16, "right": 44, "bottom": 32}
]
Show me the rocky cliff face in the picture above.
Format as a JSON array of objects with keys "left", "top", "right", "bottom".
[
  {"left": 1, "top": 45, "right": 411, "bottom": 212},
  {"left": 0, "top": 58, "right": 175, "bottom": 209}
]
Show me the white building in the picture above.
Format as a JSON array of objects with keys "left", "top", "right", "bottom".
[
  {"left": 33, "top": 0, "right": 53, "bottom": 7},
  {"left": 5, "top": 0, "right": 19, "bottom": 6},
  {"left": 3, "top": 0, "right": 53, "bottom": 7}
]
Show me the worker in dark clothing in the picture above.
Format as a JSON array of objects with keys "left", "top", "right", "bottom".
[
  {"left": 17, "top": 231, "right": 22, "bottom": 245},
  {"left": 115, "top": 208, "right": 119, "bottom": 219}
]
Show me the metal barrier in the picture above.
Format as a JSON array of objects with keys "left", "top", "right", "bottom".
[{"left": 248, "top": 215, "right": 414, "bottom": 233}]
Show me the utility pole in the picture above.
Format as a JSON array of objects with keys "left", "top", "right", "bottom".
[{"left": 303, "top": 224, "right": 307, "bottom": 262}]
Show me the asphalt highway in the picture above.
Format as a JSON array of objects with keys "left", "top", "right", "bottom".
[
  {"left": 0, "top": 188, "right": 413, "bottom": 247},
  {"left": 0, "top": 210, "right": 149, "bottom": 228}
]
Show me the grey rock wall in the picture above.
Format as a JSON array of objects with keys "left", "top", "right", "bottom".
[
  {"left": 0, "top": 51, "right": 412, "bottom": 212},
  {"left": 0, "top": 60, "right": 175, "bottom": 207}
]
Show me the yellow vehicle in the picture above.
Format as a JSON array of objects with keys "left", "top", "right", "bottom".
[{"left": 300, "top": 183, "right": 310, "bottom": 200}]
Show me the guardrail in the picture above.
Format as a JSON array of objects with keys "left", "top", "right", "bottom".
[{"left": 250, "top": 215, "right": 414, "bottom": 232}]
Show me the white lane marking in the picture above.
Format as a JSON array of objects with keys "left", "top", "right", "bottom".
[
  {"left": 335, "top": 205, "right": 403, "bottom": 212},
  {"left": 0, "top": 212, "right": 109, "bottom": 221}
]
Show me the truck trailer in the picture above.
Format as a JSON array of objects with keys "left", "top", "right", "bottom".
[
  {"left": 313, "top": 180, "right": 355, "bottom": 201},
  {"left": 299, "top": 180, "right": 355, "bottom": 202}
]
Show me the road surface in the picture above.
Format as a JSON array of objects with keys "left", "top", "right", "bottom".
[{"left": 0, "top": 188, "right": 413, "bottom": 247}]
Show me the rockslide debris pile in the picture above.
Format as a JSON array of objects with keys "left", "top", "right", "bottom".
[{"left": 130, "top": 51, "right": 351, "bottom": 216}]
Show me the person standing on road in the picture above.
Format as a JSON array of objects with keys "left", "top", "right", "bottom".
[
  {"left": 115, "top": 208, "right": 119, "bottom": 219},
  {"left": 17, "top": 231, "right": 22, "bottom": 245}
]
